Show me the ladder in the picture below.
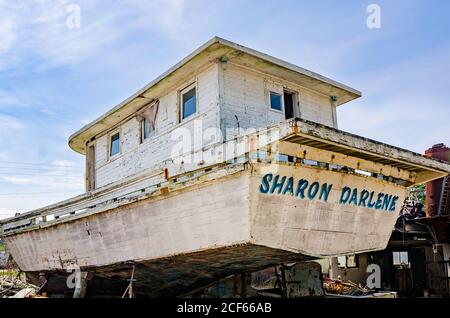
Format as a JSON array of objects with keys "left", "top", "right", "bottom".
[{"left": 438, "top": 175, "right": 450, "bottom": 216}]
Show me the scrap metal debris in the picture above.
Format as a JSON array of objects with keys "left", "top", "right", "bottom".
[
  {"left": 323, "top": 277, "right": 372, "bottom": 296},
  {"left": 323, "top": 277, "right": 397, "bottom": 298},
  {"left": 0, "top": 270, "right": 39, "bottom": 298}
]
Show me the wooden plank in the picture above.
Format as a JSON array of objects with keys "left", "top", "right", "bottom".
[
  {"left": 1, "top": 163, "right": 248, "bottom": 236},
  {"left": 292, "top": 120, "right": 450, "bottom": 175},
  {"left": 278, "top": 141, "right": 416, "bottom": 182}
]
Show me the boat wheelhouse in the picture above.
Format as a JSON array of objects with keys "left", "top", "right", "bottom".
[{"left": 1, "top": 37, "right": 449, "bottom": 297}]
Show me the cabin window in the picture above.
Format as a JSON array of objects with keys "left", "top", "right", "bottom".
[
  {"left": 337, "top": 254, "right": 358, "bottom": 268},
  {"left": 109, "top": 132, "right": 120, "bottom": 157},
  {"left": 141, "top": 118, "right": 155, "bottom": 142},
  {"left": 346, "top": 254, "right": 358, "bottom": 268},
  {"left": 181, "top": 85, "right": 197, "bottom": 120},
  {"left": 269, "top": 92, "right": 283, "bottom": 111},
  {"left": 283, "top": 90, "right": 295, "bottom": 119},
  {"left": 392, "top": 251, "right": 409, "bottom": 266}
]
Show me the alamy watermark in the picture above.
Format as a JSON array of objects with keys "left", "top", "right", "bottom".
[
  {"left": 66, "top": 3, "right": 81, "bottom": 29},
  {"left": 366, "top": 263, "right": 381, "bottom": 289},
  {"left": 367, "top": 4, "right": 381, "bottom": 29},
  {"left": 169, "top": 120, "right": 281, "bottom": 169},
  {"left": 66, "top": 264, "right": 82, "bottom": 289}
]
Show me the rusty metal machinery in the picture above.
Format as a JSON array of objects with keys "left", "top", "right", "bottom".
[{"left": 425, "top": 144, "right": 450, "bottom": 216}]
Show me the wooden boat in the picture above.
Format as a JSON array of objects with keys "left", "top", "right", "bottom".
[
  {"left": 1, "top": 119, "right": 449, "bottom": 297},
  {"left": 1, "top": 38, "right": 449, "bottom": 297}
]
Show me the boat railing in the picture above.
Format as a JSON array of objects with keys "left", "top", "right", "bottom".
[
  {"left": 0, "top": 123, "right": 286, "bottom": 236},
  {"left": 2, "top": 118, "right": 449, "bottom": 236},
  {"left": 0, "top": 161, "right": 248, "bottom": 236}
]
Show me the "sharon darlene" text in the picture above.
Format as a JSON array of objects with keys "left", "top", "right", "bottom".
[{"left": 259, "top": 173, "right": 399, "bottom": 212}]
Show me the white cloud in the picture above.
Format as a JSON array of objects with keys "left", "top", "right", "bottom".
[
  {"left": 52, "top": 159, "right": 77, "bottom": 168},
  {"left": 338, "top": 45, "right": 450, "bottom": 153},
  {"left": 0, "top": 1, "right": 110, "bottom": 68},
  {"left": 80, "top": 118, "right": 91, "bottom": 125},
  {"left": 0, "top": 19, "right": 15, "bottom": 54},
  {"left": 0, "top": 189, "right": 83, "bottom": 217},
  {"left": 0, "top": 207, "right": 16, "bottom": 219},
  {"left": 1, "top": 158, "right": 83, "bottom": 191},
  {"left": 0, "top": 90, "right": 31, "bottom": 108},
  {"left": 3, "top": 176, "right": 32, "bottom": 185},
  {"left": 0, "top": 0, "right": 191, "bottom": 70},
  {"left": 142, "top": 0, "right": 186, "bottom": 40},
  {"left": 2, "top": 174, "right": 83, "bottom": 190},
  {"left": 0, "top": 114, "right": 24, "bottom": 130},
  {"left": 40, "top": 108, "right": 56, "bottom": 115}
]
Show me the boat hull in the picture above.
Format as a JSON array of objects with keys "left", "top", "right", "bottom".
[
  {"left": 250, "top": 163, "right": 406, "bottom": 256},
  {"left": 3, "top": 162, "right": 406, "bottom": 295},
  {"left": 26, "top": 244, "right": 313, "bottom": 297}
]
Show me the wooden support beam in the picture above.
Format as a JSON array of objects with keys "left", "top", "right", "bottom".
[
  {"left": 73, "top": 272, "right": 88, "bottom": 298},
  {"left": 278, "top": 141, "right": 417, "bottom": 183}
]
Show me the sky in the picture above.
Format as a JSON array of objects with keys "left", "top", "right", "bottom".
[{"left": 0, "top": 0, "right": 449, "bottom": 218}]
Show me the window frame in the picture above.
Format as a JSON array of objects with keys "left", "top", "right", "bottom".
[
  {"left": 337, "top": 254, "right": 359, "bottom": 268},
  {"left": 392, "top": 251, "right": 409, "bottom": 266},
  {"left": 140, "top": 117, "right": 155, "bottom": 143},
  {"left": 337, "top": 256, "right": 347, "bottom": 268},
  {"left": 269, "top": 91, "right": 284, "bottom": 113},
  {"left": 346, "top": 254, "right": 358, "bottom": 268},
  {"left": 283, "top": 88, "right": 299, "bottom": 119},
  {"left": 108, "top": 130, "right": 121, "bottom": 159},
  {"left": 180, "top": 83, "right": 198, "bottom": 122}
]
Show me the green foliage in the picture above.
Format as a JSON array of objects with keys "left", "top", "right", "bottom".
[{"left": 408, "top": 184, "right": 426, "bottom": 206}]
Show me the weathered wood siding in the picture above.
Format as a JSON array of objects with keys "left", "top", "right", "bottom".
[
  {"left": 4, "top": 162, "right": 407, "bottom": 272},
  {"left": 250, "top": 164, "right": 407, "bottom": 257},
  {"left": 94, "top": 64, "right": 220, "bottom": 188},
  {"left": 91, "top": 62, "right": 337, "bottom": 189},
  {"left": 220, "top": 63, "right": 335, "bottom": 139},
  {"left": 4, "top": 172, "right": 250, "bottom": 271}
]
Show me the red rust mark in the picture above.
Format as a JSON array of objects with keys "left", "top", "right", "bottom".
[
  {"left": 164, "top": 168, "right": 169, "bottom": 180},
  {"left": 249, "top": 136, "right": 258, "bottom": 152},
  {"left": 289, "top": 119, "right": 299, "bottom": 133}
]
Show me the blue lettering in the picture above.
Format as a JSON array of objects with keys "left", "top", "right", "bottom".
[
  {"left": 359, "top": 190, "right": 369, "bottom": 207},
  {"left": 375, "top": 193, "right": 384, "bottom": 209},
  {"left": 259, "top": 173, "right": 273, "bottom": 194},
  {"left": 283, "top": 177, "right": 294, "bottom": 195},
  {"left": 308, "top": 182, "right": 320, "bottom": 200},
  {"left": 340, "top": 187, "right": 351, "bottom": 204},
  {"left": 296, "top": 179, "right": 309, "bottom": 199},
  {"left": 349, "top": 188, "right": 358, "bottom": 205},
  {"left": 319, "top": 183, "right": 333, "bottom": 202},
  {"left": 382, "top": 194, "right": 392, "bottom": 211},
  {"left": 389, "top": 196, "right": 399, "bottom": 212},
  {"left": 260, "top": 174, "right": 397, "bottom": 214},
  {"left": 368, "top": 191, "right": 376, "bottom": 208},
  {"left": 270, "top": 175, "right": 286, "bottom": 194}
]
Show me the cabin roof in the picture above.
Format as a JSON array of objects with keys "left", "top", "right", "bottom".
[{"left": 68, "top": 36, "right": 361, "bottom": 154}]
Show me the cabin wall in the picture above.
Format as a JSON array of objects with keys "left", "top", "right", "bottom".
[
  {"left": 93, "top": 64, "right": 220, "bottom": 189},
  {"left": 91, "top": 63, "right": 337, "bottom": 189},
  {"left": 220, "top": 63, "right": 335, "bottom": 139}
]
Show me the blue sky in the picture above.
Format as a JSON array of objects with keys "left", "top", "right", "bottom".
[{"left": 0, "top": 0, "right": 449, "bottom": 218}]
